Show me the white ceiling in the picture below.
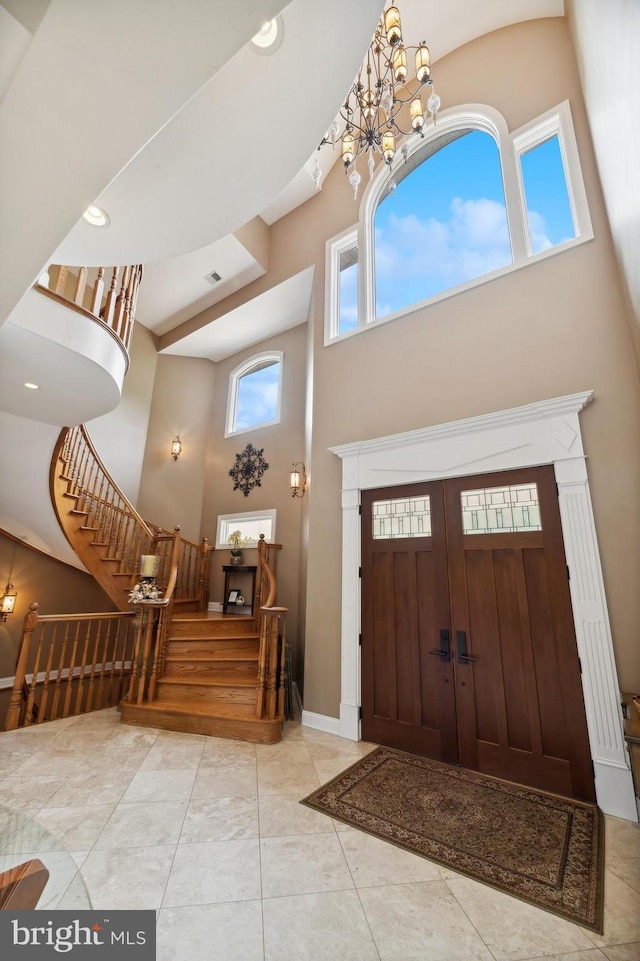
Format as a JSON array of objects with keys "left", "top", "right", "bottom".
[{"left": 1, "top": 0, "right": 569, "bottom": 378}]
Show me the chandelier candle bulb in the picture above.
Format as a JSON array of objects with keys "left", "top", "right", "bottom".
[
  {"left": 342, "top": 134, "right": 356, "bottom": 166},
  {"left": 382, "top": 131, "right": 395, "bottom": 163},
  {"left": 415, "top": 44, "right": 431, "bottom": 84},
  {"left": 411, "top": 98, "right": 425, "bottom": 131},
  {"left": 392, "top": 47, "right": 407, "bottom": 83},
  {"left": 384, "top": 6, "right": 402, "bottom": 45}
]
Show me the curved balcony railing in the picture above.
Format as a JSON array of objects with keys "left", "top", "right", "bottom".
[{"left": 36, "top": 263, "right": 143, "bottom": 357}]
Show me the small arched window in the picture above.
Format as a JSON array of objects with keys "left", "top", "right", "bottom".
[{"left": 225, "top": 351, "right": 283, "bottom": 437}]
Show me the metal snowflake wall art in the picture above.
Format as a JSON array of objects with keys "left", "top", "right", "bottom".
[{"left": 229, "top": 443, "right": 269, "bottom": 496}]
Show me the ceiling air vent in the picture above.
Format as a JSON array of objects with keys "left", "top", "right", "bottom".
[{"left": 205, "top": 270, "right": 222, "bottom": 286}]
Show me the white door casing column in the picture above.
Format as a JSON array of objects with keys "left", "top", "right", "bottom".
[{"left": 330, "top": 391, "right": 637, "bottom": 820}]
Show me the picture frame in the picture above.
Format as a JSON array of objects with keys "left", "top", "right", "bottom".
[{"left": 227, "top": 589, "right": 239, "bottom": 605}]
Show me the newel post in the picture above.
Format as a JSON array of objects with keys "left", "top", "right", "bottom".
[{"left": 5, "top": 603, "right": 39, "bottom": 731}]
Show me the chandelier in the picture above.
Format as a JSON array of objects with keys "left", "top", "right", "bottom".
[{"left": 314, "top": 4, "right": 440, "bottom": 199}]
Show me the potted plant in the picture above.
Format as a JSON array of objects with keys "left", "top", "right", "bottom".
[{"left": 227, "top": 530, "right": 251, "bottom": 565}]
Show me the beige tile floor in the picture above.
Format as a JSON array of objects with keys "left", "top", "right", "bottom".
[{"left": 0, "top": 708, "right": 638, "bottom": 961}]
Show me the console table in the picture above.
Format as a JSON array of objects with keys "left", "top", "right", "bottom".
[{"left": 222, "top": 564, "right": 257, "bottom": 615}]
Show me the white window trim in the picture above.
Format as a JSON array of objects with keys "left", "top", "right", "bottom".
[
  {"left": 225, "top": 350, "right": 283, "bottom": 438},
  {"left": 215, "top": 509, "right": 277, "bottom": 550},
  {"left": 324, "top": 101, "right": 592, "bottom": 345}
]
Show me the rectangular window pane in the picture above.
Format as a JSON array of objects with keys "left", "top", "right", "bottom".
[
  {"left": 372, "top": 495, "right": 431, "bottom": 539},
  {"left": 216, "top": 510, "right": 276, "bottom": 549},
  {"left": 520, "top": 135, "right": 576, "bottom": 253},
  {"left": 339, "top": 245, "right": 358, "bottom": 335},
  {"left": 461, "top": 484, "right": 541, "bottom": 535}
]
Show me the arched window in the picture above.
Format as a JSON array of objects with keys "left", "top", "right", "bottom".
[
  {"left": 225, "top": 351, "right": 283, "bottom": 437},
  {"left": 325, "top": 101, "right": 592, "bottom": 343}
]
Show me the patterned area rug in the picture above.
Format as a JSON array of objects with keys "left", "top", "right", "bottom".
[{"left": 301, "top": 746, "right": 604, "bottom": 933}]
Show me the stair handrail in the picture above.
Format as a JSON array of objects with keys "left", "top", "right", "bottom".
[
  {"left": 5, "top": 603, "right": 136, "bottom": 731},
  {"left": 53, "top": 424, "right": 154, "bottom": 541}
]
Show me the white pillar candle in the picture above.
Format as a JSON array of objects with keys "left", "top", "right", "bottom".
[{"left": 140, "top": 555, "right": 158, "bottom": 578}]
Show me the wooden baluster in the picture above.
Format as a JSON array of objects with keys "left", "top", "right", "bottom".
[
  {"left": 50, "top": 622, "right": 71, "bottom": 720},
  {"left": 62, "top": 622, "right": 82, "bottom": 718},
  {"left": 276, "top": 610, "right": 288, "bottom": 718},
  {"left": 124, "top": 607, "right": 144, "bottom": 704},
  {"left": 38, "top": 623, "right": 58, "bottom": 722},
  {"left": 113, "top": 265, "right": 131, "bottom": 339},
  {"left": 73, "top": 266, "right": 88, "bottom": 307},
  {"left": 147, "top": 607, "right": 165, "bottom": 702},
  {"left": 102, "top": 267, "right": 120, "bottom": 328},
  {"left": 121, "top": 615, "right": 137, "bottom": 702},
  {"left": 86, "top": 618, "right": 105, "bottom": 713},
  {"left": 5, "top": 604, "right": 39, "bottom": 730},
  {"left": 24, "top": 621, "right": 46, "bottom": 725},
  {"left": 255, "top": 612, "right": 270, "bottom": 719},
  {"left": 73, "top": 618, "right": 93, "bottom": 715},
  {"left": 52, "top": 265, "right": 68, "bottom": 297},
  {"left": 90, "top": 266, "right": 105, "bottom": 316}
]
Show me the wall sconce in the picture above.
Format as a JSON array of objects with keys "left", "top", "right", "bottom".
[
  {"left": 290, "top": 462, "right": 306, "bottom": 498},
  {"left": 1, "top": 582, "right": 17, "bottom": 622},
  {"left": 171, "top": 435, "right": 182, "bottom": 461}
]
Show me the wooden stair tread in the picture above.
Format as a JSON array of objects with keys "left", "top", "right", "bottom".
[
  {"left": 158, "top": 675, "right": 257, "bottom": 688},
  {"left": 168, "top": 633, "right": 260, "bottom": 642},
  {"left": 164, "top": 652, "right": 258, "bottom": 662},
  {"left": 126, "top": 699, "right": 257, "bottom": 719}
]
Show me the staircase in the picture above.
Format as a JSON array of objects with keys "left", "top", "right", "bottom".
[
  {"left": 44, "top": 424, "right": 287, "bottom": 743},
  {"left": 50, "top": 425, "right": 211, "bottom": 612},
  {"left": 120, "top": 611, "right": 283, "bottom": 742}
]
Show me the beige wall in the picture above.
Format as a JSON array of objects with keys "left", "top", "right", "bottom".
[
  {"left": 137, "top": 354, "right": 216, "bottom": 543},
  {"left": 200, "top": 323, "right": 308, "bottom": 686},
  {"left": 87, "top": 322, "right": 158, "bottom": 505}
]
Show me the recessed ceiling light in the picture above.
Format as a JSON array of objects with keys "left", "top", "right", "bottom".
[
  {"left": 24, "top": 382, "right": 40, "bottom": 390},
  {"left": 250, "top": 16, "right": 283, "bottom": 54},
  {"left": 83, "top": 204, "right": 110, "bottom": 227}
]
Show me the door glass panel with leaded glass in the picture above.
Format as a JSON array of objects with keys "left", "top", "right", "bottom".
[
  {"left": 372, "top": 495, "right": 432, "bottom": 539},
  {"left": 460, "top": 483, "right": 541, "bottom": 534}
]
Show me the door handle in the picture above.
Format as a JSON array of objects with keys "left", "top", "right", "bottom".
[
  {"left": 456, "top": 630, "right": 477, "bottom": 663},
  {"left": 429, "top": 629, "right": 451, "bottom": 662}
]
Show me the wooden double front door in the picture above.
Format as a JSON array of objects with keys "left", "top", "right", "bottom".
[{"left": 361, "top": 465, "right": 595, "bottom": 802}]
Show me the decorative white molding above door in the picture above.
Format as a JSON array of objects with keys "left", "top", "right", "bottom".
[{"left": 331, "top": 391, "right": 637, "bottom": 821}]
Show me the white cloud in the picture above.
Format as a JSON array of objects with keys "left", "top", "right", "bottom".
[
  {"left": 236, "top": 373, "right": 279, "bottom": 429},
  {"left": 375, "top": 196, "right": 513, "bottom": 315},
  {"left": 527, "top": 209, "right": 553, "bottom": 253}
]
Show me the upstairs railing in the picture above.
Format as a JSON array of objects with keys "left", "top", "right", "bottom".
[
  {"left": 256, "top": 535, "right": 288, "bottom": 721},
  {"left": 52, "top": 425, "right": 212, "bottom": 610},
  {"left": 37, "top": 263, "right": 143, "bottom": 356},
  {"left": 4, "top": 605, "right": 136, "bottom": 730}
]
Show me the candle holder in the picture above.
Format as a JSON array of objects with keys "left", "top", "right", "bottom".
[{"left": 140, "top": 554, "right": 159, "bottom": 581}]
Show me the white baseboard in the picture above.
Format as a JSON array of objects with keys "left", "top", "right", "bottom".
[{"left": 301, "top": 709, "right": 341, "bottom": 736}]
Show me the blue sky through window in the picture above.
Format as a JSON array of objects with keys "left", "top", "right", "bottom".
[
  {"left": 375, "top": 130, "right": 512, "bottom": 318},
  {"left": 235, "top": 362, "right": 280, "bottom": 431},
  {"left": 520, "top": 135, "right": 575, "bottom": 252}
]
